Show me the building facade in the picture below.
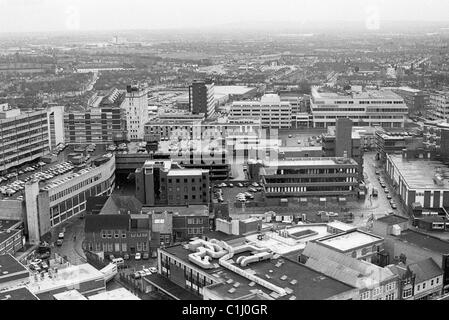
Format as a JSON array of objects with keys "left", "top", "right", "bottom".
[
  {"left": 428, "top": 91, "right": 449, "bottom": 121},
  {"left": 0, "top": 104, "right": 64, "bottom": 173},
  {"left": 311, "top": 88, "right": 408, "bottom": 128},
  {"left": 230, "top": 94, "right": 292, "bottom": 129},
  {"left": 64, "top": 88, "right": 127, "bottom": 145},
  {"left": 135, "top": 160, "right": 210, "bottom": 207},
  {"left": 123, "top": 85, "right": 149, "bottom": 141},
  {"left": 25, "top": 156, "right": 116, "bottom": 243},
  {"left": 189, "top": 80, "right": 215, "bottom": 119}
]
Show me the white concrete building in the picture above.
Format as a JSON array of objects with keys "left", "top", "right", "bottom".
[
  {"left": 123, "top": 85, "right": 150, "bottom": 141},
  {"left": 311, "top": 87, "right": 408, "bottom": 128},
  {"left": 230, "top": 94, "right": 292, "bottom": 128},
  {"left": 428, "top": 90, "right": 449, "bottom": 121}
]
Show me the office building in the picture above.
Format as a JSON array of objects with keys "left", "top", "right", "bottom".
[
  {"left": 189, "top": 80, "right": 216, "bottom": 119},
  {"left": 64, "top": 88, "right": 127, "bottom": 145},
  {"left": 375, "top": 129, "right": 422, "bottom": 162},
  {"left": 135, "top": 160, "right": 210, "bottom": 207},
  {"left": 123, "top": 85, "right": 149, "bottom": 141},
  {"left": 0, "top": 104, "right": 64, "bottom": 172},
  {"left": 390, "top": 87, "right": 429, "bottom": 116},
  {"left": 428, "top": 90, "right": 449, "bottom": 121},
  {"left": 422, "top": 120, "right": 449, "bottom": 160},
  {"left": 310, "top": 87, "right": 408, "bottom": 128},
  {"left": 230, "top": 94, "right": 292, "bottom": 129},
  {"left": 248, "top": 157, "right": 360, "bottom": 205},
  {"left": 322, "top": 118, "right": 364, "bottom": 181},
  {"left": 25, "top": 156, "right": 116, "bottom": 244}
]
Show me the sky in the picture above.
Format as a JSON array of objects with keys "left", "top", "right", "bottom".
[{"left": 0, "top": 0, "right": 448, "bottom": 33}]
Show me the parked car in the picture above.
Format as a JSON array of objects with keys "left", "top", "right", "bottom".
[
  {"left": 149, "top": 267, "right": 157, "bottom": 274},
  {"left": 123, "top": 254, "right": 130, "bottom": 260},
  {"left": 56, "top": 239, "right": 63, "bottom": 246},
  {"left": 143, "top": 253, "right": 150, "bottom": 260},
  {"left": 135, "top": 253, "right": 142, "bottom": 261}
]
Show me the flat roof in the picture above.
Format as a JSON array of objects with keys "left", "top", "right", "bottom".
[
  {"left": 143, "top": 205, "right": 209, "bottom": 217},
  {"left": 0, "top": 219, "right": 21, "bottom": 231},
  {"left": 53, "top": 290, "right": 88, "bottom": 300},
  {"left": 27, "top": 264, "right": 105, "bottom": 294},
  {"left": 388, "top": 154, "right": 449, "bottom": 190},
  {"left": 263, "top": 157, "right": 357, "bottom": 168},
  {"left": 375, "top": 214, "right": 409, "bottom": 226},
  {"left": 0, "top": 287, "right": 39, "bottom": 300},
  {"left": 167, "top": 169, "right": 207, "bottom": 176},
  {"left": 0, "top": 254, "right": 28, "bottom": 278},
  {"left": 206, "top": 255, "right": 354, "bottom": 300},
  {"left": 317, "top": 231, "right": 383, "bottom": 252},
  {"left": 214, "top": 86, "right": 256, "bottom": 95},
  {"left": 244, "top": 224, "right": 330, "bottom": 255},
  {"left": 88, "top": 288, "right": 140, "bottom": 300},
  {"left": 143, "top": 273, "right": 200, "bottom": 300},
  {"left": 397, "top": 230, "right": 449, "bottom": 255}
]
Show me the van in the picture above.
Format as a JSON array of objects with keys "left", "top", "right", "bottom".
[
  {"left": 112, "top": 258, "right": 125, "bottom": 267},
  {"left": 372, "top": 188, "right": 378, "bottom": 197}
]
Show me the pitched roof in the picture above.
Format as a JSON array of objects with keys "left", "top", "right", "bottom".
[
  {"left": 100, "top": 195, "right": 143, "bottom": 215},
  {"left": 84, "top": 214, "right": 130, "bottom": 233},
  {"left": 302, "top": 242, "right": 396, "bottom": 289},
  {"left": 408, "top": 258, "right": 443, "bottom": 283}
]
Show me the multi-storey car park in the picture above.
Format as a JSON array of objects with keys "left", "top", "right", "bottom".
[{"left": 24, "top": 155, "right": 116, "bottom": 244}]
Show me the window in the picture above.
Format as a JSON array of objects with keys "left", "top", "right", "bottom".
[
  {"left": 422, "top": 283, "right": 426, "bottom": 289},
  {"left": 403, "top": 288, "right": 412, "bottom": 299},
  {"left": 360, "top": 291, "right": 370, "bottom": 300},
  {"left": 385, "top": 293, "right": 395, "bottom": 300},
  {"left": 431, "top": 280, "right": 434, "bottom": 286}
]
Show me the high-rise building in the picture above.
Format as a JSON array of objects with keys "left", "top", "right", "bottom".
[
  {"left": 64, "top": 88, "right": 127, "bottom": 144},
  {"left": 123, "top": 85, "right": 149, "bottom": 141},
  {"left": 189, "top": 80, "right": 216, "bottom": 119},
  {"left": 0, "top": 104, "right": 64, "bottom": 173}
]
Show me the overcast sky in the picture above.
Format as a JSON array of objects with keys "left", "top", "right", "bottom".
[{"left": 0, "top": 0, "right": 448, "bottom": 33}]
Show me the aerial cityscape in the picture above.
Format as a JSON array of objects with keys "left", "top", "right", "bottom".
[{"left": 2, "top": 0, "right": 449, "bottom": 308}]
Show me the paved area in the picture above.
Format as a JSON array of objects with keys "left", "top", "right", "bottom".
[{"left": 50, "top": 217, "right": 87, "bottom": 265}]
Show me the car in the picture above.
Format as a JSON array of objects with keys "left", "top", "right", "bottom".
[
  {"left": 109, "top": 254, "right": 115, "bottom": 261},
  {"left": 252, "top": 182, "right": 259, "bottom": 187},
  {"left": 142, "top": 268, "right": 152, "bottom": 275},
  {"left": 228, "top": 183, "right": 234, "bottom": 188},
  {"left": 56, "top": 239, "right": 63, "bottom": 246},
  {"left": 391, "top": 203, "right": 397, "bottom": 209},
  {"left": 123, "top": 254, "right": 130, "bottom": 260},
  {"left": 387, "top": 194, "right": 392, "bottom": 200},
  {"left": 237, "top": 183, "right": 244, "bottom": 188},
  {"left": 288, "top": 134, "right": 293, "bottom": 138},
  {"left": 375, "top": 170, "right": 380, "bottom": 175},
  {"left": 58, "top": 232, "right": 64, "bottom": 239},
  {"left": 327, "top": 212, "right": 339, "bottom": 217},
  {"left": 149, "top": 267, "right": 157, "bottom": 273},
  {"left": 143, "top": 253, "right": 150, "bottom": 260},
  {"left": 384, "top": 189, "right": 390, "bottom": 194},
  {"left": 132, "top": 272, "right": 142, "bottom": 279},
  {"left": 249, "top": 187, "right": 257, "bottom": 193},
  {"left": 135, "top": 253, "right": 142, "bottom": 260},
  {"left": 297, "top": 140, "right": 301, "bottom": 144}
]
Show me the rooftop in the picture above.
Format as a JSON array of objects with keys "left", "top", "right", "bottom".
[
  {"left": 244, "top": 224, "right": 331, "bottom": 255},
  {"left": 214, "top": 86, "right": 256, "bottom": 96},
  {"left": 388, "top": 154, "right": 449, "bottom": 190},
  {"left": 375, "top": 214, "right": 409, "bottom": 226},
  {"left": 53, "top": 289, "right": 87, "bottom": 300},
  {"left": 0, "top": 219, "right": 21, "bottom": 231},
  {"left": 0, "top": 287, "right": 39, "bottom": 300},
  {"left": 88, "top": 288, "right": 140, "bottom": 300},
  {"left": 408, "top": 258, "right": 443, "bottom": 283},
  {"left": 143, "top": 205, "right": 209, "bottom": 217},
  {"left": 0, "top": 254, "right": 28, "bottom": 281},
  {"left": 166, "top": 169, "right": 208, "bottom": 177},
  {"left": 317, "top": 230, "right": 383, "bottom": 252},
  {"left": 396, "top": 229, "right": 449, "bottom": 255},
  {"left": 27, "top": 264, "right": 105, "bottom": 294}
]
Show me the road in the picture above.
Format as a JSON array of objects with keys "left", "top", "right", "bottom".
[{"left": 51, "top": 217, "right": 86, "bottom": 265}]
